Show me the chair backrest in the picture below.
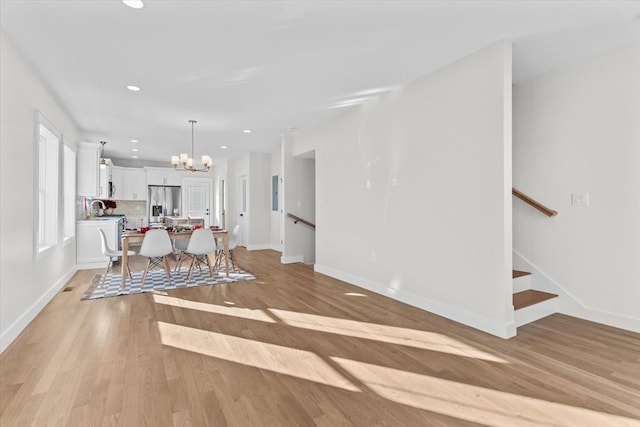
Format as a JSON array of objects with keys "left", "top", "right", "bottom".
[
  {"left": 228, "top": 224, "right": 240, "bottom": 250},
  {"left": 139, "top": 229, "right": 173, "bottom": 257},
  {"left": 174, "top": 237, "right": 190, "bottom": 251},
  {"left": 98, "top": 229, "right": 115, "bottom": 256},
  {"left": 186, "top": 228, "right": 216, "bottom": 255}
]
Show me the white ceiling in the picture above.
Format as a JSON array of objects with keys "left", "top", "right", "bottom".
[{"left": 1, "top": 1, "right": 638, "bottom": 165}]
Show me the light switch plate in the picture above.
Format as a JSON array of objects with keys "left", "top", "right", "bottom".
[{"left": 571, "top": 193, "right": 589, "bottom": 206}]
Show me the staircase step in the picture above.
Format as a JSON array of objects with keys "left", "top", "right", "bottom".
[
  {"left": 512, "top": 270, "right": 532, "bottom": 293},
  {"left": 513, "top": 289, "right": 558, "bottom": 310}
]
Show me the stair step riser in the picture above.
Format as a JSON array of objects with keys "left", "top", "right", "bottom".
[
  {"left": 515, "top": 297, "right": 559, "bottom": 328},
  {"left": 513, "top": 274, "right": 532, "bottom": 293}
]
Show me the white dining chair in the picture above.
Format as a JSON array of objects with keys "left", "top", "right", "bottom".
[
  {"left": 138, "top": 229, "right": 174, "bottom": 286},
  {"left": 214, "top": 224, "right": 240, "bottom": 274},
  {"left": 173, "top": 237, "right": 191, "bottom": 271},
  {"left": 98, "top": 229, "right": 137, "bottom": 286},
  {"left": 184, "top": 228, "right": 216, "bottom": 280}
]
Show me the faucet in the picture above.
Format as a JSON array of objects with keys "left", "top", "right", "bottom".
[{"left": 89, "top": 200, "right": 106, "bottom": 219}]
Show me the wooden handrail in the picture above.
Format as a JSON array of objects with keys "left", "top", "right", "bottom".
[
  {"left": 512, "top": 187, "right": 558, "bottom": 217},
  {"left": 287, "top": 213, "right": 316, "bottom": 228}
]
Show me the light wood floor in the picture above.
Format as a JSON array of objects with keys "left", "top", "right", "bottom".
[{"left": 1, "top": 249, "right": 639, "bottom": 426}]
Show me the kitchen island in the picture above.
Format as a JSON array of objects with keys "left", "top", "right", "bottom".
[{"left": 76, "top": 216, "right": 124, "bottom": 268}]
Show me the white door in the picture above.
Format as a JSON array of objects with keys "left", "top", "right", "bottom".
[
  {"left": 182, "top": 178, "right": 211, "bottom": 227},
  {"left": 220, "top": 179, "right": 226, "bottom": 230},
  {"left": 238, "top": 175, "right": 247, "bottom": 247}
]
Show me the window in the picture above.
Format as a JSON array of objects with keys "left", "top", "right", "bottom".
[
  {"left": 63, "top": 143, "right": 76, "bottom": 244},
  {"left": 35, "top": 113, "right": 60, "bottom": 257}
]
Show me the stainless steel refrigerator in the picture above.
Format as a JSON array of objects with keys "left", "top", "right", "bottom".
[{"left": 148, "top": 185, "right": 181, "bottom": 224}]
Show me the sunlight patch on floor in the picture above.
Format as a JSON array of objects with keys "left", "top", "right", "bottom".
[
  {"left": 269, "top": 308, "right": 506, "bottom": 363},
  {"left": 332, "top": 357, "right": 639, "bottom": 427},
  {"left": 152, "top": 294, "right": 275, "bottom": 323},
  {"left": 157, "top": 321, "right": 360, "bottom": 392}
]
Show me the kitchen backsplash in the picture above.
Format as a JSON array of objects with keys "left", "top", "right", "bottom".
[
  {"left": 78, "top": 197, "right": 147, "bottom": 227},
  {"left": 113, "top": 200, "right": 147, "bottom": 228}
]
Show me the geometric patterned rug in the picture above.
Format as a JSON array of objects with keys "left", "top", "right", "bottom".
[{"left": 82, "top": 266, "right": 256, "bottom": 300}]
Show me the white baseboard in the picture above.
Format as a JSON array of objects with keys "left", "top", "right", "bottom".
[
  {"left": 0, "top": 266, "right": 78, "bottom": 353},
  {"left": 281, "top": 255, "right": 304, "bottom": 264},
  {"left": 76, "top": 261, "right": 107, "bottom": 270},
  {"left": 314, "top": 264, "right": 516, "bottom": 339},
  {"left": 247, "top": 243, "right": 276, "bottom": 251},
  {"left": 513, "top": 249, "right": 640, "bottom": 333}
]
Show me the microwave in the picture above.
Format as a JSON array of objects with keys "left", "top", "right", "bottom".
[{"left": 108, "top": 181, "right": 117, "bottom": 198}]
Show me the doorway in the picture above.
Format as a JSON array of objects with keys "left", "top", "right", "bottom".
[{"left": 182, "top": 177, "right": 212, "bottom": 227}]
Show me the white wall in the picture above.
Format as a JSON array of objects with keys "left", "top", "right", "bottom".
[
  {"left": 292, "top": 41, "right": 514, "bottom": 337},
  {"left": 0, "top": 33, "right": 81, "bottom": 352},
  {"left": 513, "top": 43, "right": 640, "bottom": 330},
  {"left": 270, "top": 152, "right": 283, "bottom": 251},
  {"left": 247, "top": 153, "right": 272, "bottom": 250}
]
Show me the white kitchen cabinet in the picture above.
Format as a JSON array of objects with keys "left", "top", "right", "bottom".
[
  {"left": 98, "top": 164, "right": 111, "bottom": 199},
  {"left": 110, "top": 166, "right": 124, "bottom": 200},
  {"left": 77, "top": 143, "right": 100, "bottom": 196},
  {"left": 76, "top": 219, "right": 120, "bottom": 265},
  {"left": 146, "top": 167, "right": 181, "bottom": 186},
  {"left": 123, "top": 168, "right": 146, "bottom": 200}
]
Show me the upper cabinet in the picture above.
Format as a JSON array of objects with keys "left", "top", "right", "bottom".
[
  {"left": 77, "top": 143, "right": 100, "bottom": 197},
  {"left": 123, "top": 168, "right": 146, "bottom": 200},
  {"left": 98, "top": 163, "right": 111, "bottom": 199},
  {"left": 110, "top": 166, "right": 123, "bottom": 200},
  {"left": 146, "top": 167, "right": 181, "bottom": 186}
]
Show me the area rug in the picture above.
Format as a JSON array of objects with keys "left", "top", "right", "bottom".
[{"left": 83, "top": 266, "right": 256, "bottom": 300}]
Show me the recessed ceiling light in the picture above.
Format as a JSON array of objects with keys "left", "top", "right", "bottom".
[
  {"left": 122, "top": 0, "right": 144, "bottom": 9},
  {"left": 131, "top": 148, "right": 139, "bottom": 152},
  {"left": 131, "top": 155, "right": 139, "bottom": 159},
  {"left": 286, "top": 127, "right": 297, "bottom": 132},
  {"left": 130, "top": 139, "right": 138, "bottom": 143},
  {"left": 126, "top": 85, "right": 140, "bottom": 91},
  {"left": 220, "top": 145, "right": 227, "bottom": 149},
  {"left": 243, "top": 129, "right": 251, "bottom": 134}
]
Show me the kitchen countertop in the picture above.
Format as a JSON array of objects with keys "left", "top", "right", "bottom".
[{"left": 77, "top": 216, "right": 124, "bottom": 222}]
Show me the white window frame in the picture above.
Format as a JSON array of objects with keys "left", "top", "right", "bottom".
[
  {"left": 33, "top": 112, "right": 61, "bottom": 259},
  {"left": 62, "top": 141, "right": 76, "bottom": 246}
]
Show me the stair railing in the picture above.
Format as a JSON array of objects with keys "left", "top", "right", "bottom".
[
  {"left": 512, "top": 187, "right": 558, "bottom": 217},
  {"left": 287, "top": 213, "right": 316, "bottom": 228}
]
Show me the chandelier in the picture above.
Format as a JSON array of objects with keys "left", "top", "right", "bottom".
[{"left": 171, "top": 119, "right": 212, "bottom": 172}]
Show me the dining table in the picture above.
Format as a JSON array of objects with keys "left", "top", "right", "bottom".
[{"left": 120, "top": 228, "right": 229, "bottom": 288}]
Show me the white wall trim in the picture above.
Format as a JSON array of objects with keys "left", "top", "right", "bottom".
[
  {"left": 0, "top": 266, "right": 77, "bottom": 353},
  {"left": 314, "top": 263, "right": 516, "bottom": 339},
  {"left": 513, "top": 249, "right": 640, "bottom": 333},
  {"left": 281, "top": 255, "right": 304, "bottom": 264},
  {"left": 268, "top": 244, "right": 283, "bottom": 253},
  {"left": 76, "top": 261, "right": 108, "bottom": 270},
  {"left": 246, "top": 243, "right": 281, "bottom": 252}
]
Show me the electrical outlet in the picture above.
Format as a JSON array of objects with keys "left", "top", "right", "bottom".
[{"left": 571, "top": 193, "right": 589, "bottom": 207}]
